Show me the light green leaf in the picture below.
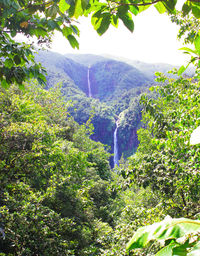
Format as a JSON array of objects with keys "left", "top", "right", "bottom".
[
  {"left": 138, "top": 4, "right": 150, "bottom": 13},
  {"left": 4, "top": 58, "right": 14, "bottom": 68},
  {"left": 91, "top": 15, "right": 102, "bottom": 31},
  {"left": 155, "top": 2, "right": 166, "bottom": 14},
  {"left": 129, "top": 5, "right": 139, "bottom": 16},
  {"left": 179, "top": 47, "right": 197, "bottom": 55},
  {"left": 74, "top": 0, "right": 83, "bottom": 19},
  {"left": 59, "top": 0, "right": 70, "bottom": 13},
  {"left": 62, "top": 26, "right": 73, "bottom": 38},
  {"left": 177, "top": 65, "right": 186, "bottom": 76},
  {"left": 194, "top": 35, "right": 200, "bottom": 55}
]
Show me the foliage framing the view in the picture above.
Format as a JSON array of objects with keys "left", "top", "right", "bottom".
[
  {"left": 127, "top": 216, "right": 200, "bottom": 255},
  {"left": 1, "top": 0, "right": 200, "bottom": 89}
]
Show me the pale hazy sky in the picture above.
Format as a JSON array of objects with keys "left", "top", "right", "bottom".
[{"left": 51, "top": 1, "right": 189, "bottom": 66}]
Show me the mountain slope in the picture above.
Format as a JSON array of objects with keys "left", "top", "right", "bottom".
[
  {"left": 35, "top": 51, "right": 156, "bottom": 165},
  {"left": 89, "top": 60, "right": 150, "bottom": 101}
]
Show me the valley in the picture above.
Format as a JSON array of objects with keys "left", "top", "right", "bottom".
[{"left": 35, "top": 50, "right": 177, "bottom": 167}]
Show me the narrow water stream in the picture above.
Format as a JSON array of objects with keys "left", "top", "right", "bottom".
[
  {"left": 87, "top": 66, "right": 92, "bottom": 98},
  {"left": 113, "top": 120, "right": 119, "bottom": 167}
]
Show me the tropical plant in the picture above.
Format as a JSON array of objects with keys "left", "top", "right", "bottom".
[
  {"left": 127, "top": 216, "right": 200, "bottom": 256},
  {"left": 125, "top": 69, "right": 200, "bottom": 256}
]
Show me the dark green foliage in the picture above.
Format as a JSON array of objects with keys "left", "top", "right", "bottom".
[
  {"left": 0, "top": 0, "right": 81, "bottom": 88},
  {"left": 0, "top": 84, "right": 117, "bottom": 256},
  {"left": 126, "top": 73, "right": 200, "bottom": 218}
]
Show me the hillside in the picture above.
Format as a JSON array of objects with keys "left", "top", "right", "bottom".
[{"left": 35, "top": 51, "right": 160, "bottom": 165}]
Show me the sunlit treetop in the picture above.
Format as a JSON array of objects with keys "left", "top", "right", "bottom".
[{"left": 0, "top": 0, "right": 200, "bottom": 88}]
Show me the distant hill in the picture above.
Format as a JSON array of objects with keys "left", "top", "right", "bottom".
[
  {"left": 65, "top": 53, "right": 195, "bottom": 81},
  {"left": 89, "top": 59, "right": 150, "bottom": 101},
  {"left": 65, "top": 53, "right": 107, "bottom": 66},
  {"left": 36, "top": 51, "right": 151, "bottom": 101}
]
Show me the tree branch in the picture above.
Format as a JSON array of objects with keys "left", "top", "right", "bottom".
[
  {"left": 16, "top": 0, "right": 54, "bottom": 13},
  {"left": 110, "top": 0, "right": 162, "bottom": 7}
]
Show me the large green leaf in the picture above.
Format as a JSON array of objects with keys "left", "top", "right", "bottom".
[
  {"left": 155, "top": 2, "right": 166, "bottom": 14},
  {"left": 96, "top": 13, "right": 111, "bottom": 35},
  {"left": 59, "top": 0, "right": 70, "bottom": 13},
  {"left": 74, "top": 0, "right": 84, "bottom": 19},
  {"left": 81, "top": 0, "right": 89, "bottom": 10},
  {"left": 182, "top": 2, "right": 192, "bottom": 16},
  {"left": 179, "top": 47, "right": 197, "bottom": 55},
  {"left": 177, "top": 65, "right": 186, "bottom": 76},
  {"left": 62, "top": 26, "right": 73, "bottom": 38},
  {"left": 126, "top": 216, "right": 200, "bottom": 251},
  {"left": 46, "top": 4, "right": 59, "bottom": 18},
  {"left": 162, "top": 0, "right": 177, "bottom": 13},
  {"left": 111, "top": 15, "right": 118, "bottom": 28},
  {"left": 119, "top": 12, "right": 134, "bottom": 32},
  {"left": 192, "top": 6, "right": 200, "bottom": 19},
  {"left": 129, "top": 5, "right": 139, "bottom": 16}
]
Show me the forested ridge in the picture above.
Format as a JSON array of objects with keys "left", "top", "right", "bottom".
[{"left": 1, "top": 0, "right": 200, "bottom": 255}]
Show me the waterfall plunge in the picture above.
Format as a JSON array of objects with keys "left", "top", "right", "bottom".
[
  {"left": 113, "top": 121, "right": 119, "bottom": 168},
  {"left": 87, "top": 66, "right": 92, "bottom": 98}
]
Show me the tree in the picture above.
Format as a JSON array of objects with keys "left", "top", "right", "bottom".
[
  {"left": 126, "top": 127, "right": 200, "bottom": 256},
  {"left": 1, "top": 0, "right": 200, "bottom": 88},
  {"left": 124, "top": 71, "right": 200, "bottom": 219},
  {"left": 0, "top": 83, "right": 116, "bottom": 255}
]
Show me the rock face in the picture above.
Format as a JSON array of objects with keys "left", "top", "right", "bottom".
[{"left": 36, "top": 51, "right": 153, "bottom": 164}]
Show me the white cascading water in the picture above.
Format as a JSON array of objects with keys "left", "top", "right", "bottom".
[
  {"left": 87, "top": 66, "right": 92, "bottom": 97},
  {"left": 113, "top": 120, "right": 119, "bottom": 168}
]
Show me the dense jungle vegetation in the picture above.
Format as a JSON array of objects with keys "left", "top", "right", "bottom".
[{"left": 0, "top": 0, "right": 200, "bottom": 255}]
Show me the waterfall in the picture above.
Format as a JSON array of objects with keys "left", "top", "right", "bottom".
[
  {"left": 87, "top": 66, "right": 92, "bottom": 97},
  {"left": 113, "top": 121, "right": 119, "bottom": 168}
]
